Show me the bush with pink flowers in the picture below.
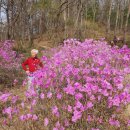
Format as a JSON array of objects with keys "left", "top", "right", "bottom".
[
  {"left": 0, "top": 40, "right": 24, "bottom": 87},
  {"left": 0, "top": 39, "right": 130, "bottom": 130}
]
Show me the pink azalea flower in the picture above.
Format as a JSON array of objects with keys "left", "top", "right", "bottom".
[
  {"left": 27, "top": 114, "right": 32, "bottom": 119},
  {"left": 117, "top": 84, "right": 124, "bottom": 90},
  {"left": 91, "top": 128, "right": 100, "bottom": 130},
  {"left": 75, "top": 101, "right": 83, "bottom": 109},
  {"left": 13, "top": 79, "right": 18, "bottom": 85},
  {"left": 60, "top": 126, "right": 65, "bottom": 130},
  {"left": 86, "top": 101, "right": 93, "bottom": 109},
  {"left": 91, "top": 85, "right": 99, "bottom": 93},
  {"left": 72, "top": 110, "right": 82, "bottom": 122},
  {"left": 11, "top": 96, "right": 19, "bottom": 104},
  {"left": 3, "top": 107, "right": 12, "bottom": 119},
  {"left": 64, "top": 119, "right": 69, "bottom": 127},
  {"left": 74, "top": 82, "right": 81, "bottom": 89},
  {"left": 31, "top": 99, "right": 37, "bottom": 106},
  {"left": 109, "top": 118, "right": 120, "bottom": 127},
  {"left": 67, "top": 105, "right": 72, "bottom": 112},
  {"left": 64, "top": 85, "right": 75, "bottom": 95},
  {"left": 0, "top": 93, "right": 11, "bottom": 102},
  {"left": 55, "top": 121, "right": 60, "bottom": 128},
  {"left": 40, "top": 93, "right": 45, "bottom": 99},
  {"left": 101, "top": 89, "right": 109, "bottom": 96},
  {"left": 20, "top": 115, "right": 26, "bottom": 121},
  {"left": 32, "top": 114, "right": 38, "bottom": 121},
  {"left": 87, "top": 115, "right": 92, "bottom": 122},
  {"left": 112, "top": 97, "right": 120, "bottom": 107},
  {"left": 52, "top": 106, "right": 58, "bottom": 114},
  {"left": 127, "top": 120, "right": 130, "bottom": 126},
  {"left": 21, "top": 102, "right": 25, "bottom": 108},
  {"left": 44, "top": 118, "right": 49, "bottom": 126},
  {"left": 90, "top": 95, "right": 96, "bottom": 101},
  {"left": 53, "top": 128, "right": 58, "bottom": 130},
  {"left": 3, "top": 119, "right": 7, "bottom": 126},
  {"left": 57, "top": 93, "right": 62, "bottom": 99},
  {"left": 75, "top": 93, "right": 83, "bottom": 100},
  {"left": 97, "top": 95, "right": 101, "bottom": 102},
  {"left": 25, "top": 89, "right": 37, "bottom": 98},
  {"left": 47, "top": 92, "right": 52, "bottom": 99},
  {"left": 98, "top": 118, "right": 103, "bottom": 124}
]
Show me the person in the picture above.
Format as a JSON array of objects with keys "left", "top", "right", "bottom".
[
  {"left": 22, "top": 49, "right": 43, "bottom": 93},
  {"left": 113, "top": 35, "right": 118, "bottom": 45}
]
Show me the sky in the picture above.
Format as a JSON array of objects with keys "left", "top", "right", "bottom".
[{"left": 0, "top": 7, "right": 6, "bottom": 22}]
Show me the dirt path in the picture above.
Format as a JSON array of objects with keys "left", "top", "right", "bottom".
[{"left": 34, "top": 38, "right": 53, "bottom": 50}]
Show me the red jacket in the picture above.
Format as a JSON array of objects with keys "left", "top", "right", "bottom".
[{"left": 22, "top": 57, "right": 43, "bottom": 72}]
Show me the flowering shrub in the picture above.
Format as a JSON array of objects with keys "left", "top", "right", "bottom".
[
  {"left": 0, "top": 40, "right": 24, "bottom": 87},
  {"left": 0, "top": 39, "right": 130, "bottom": 130}
]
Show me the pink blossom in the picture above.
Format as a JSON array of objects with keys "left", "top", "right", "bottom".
[
  {"left": 90, "top": 95, "right": 96, "bottom": 101},
  {"left": 32, "top": 114, "right": 38, "bottom": 121},
  {"left": 75, "top": 101, "right": 83, "bottom": 109},
  {"left": 52, "top": 106, "right": 59, "bottom": 117},
  {"left": 0, "top": 93, "right": 11, "bottom": 102},
  {"left": 67, "top": 105, "right": 72, "bottom": 112},
  {"left": 47, "top": 92, "right": 52, "bottom": 99},
  {"left": 87, "top": 115, "right": 93, "bottom": 122},
  {"left": 3, "top": 119, "right": 7, "bottom": 126},
  {"left": 127, "top": 120, "right": 130, "bottom": 126},
  {"left": 64, "top": 119, "right": 69, "bottom": 127},
  {"left": 86, "top": 101, "right": 93, "bottom": 109},
  {"left": 112, "top": 96, "right": 120, "bottom": 106},
  {"left": 44, "top": 118, "right": 49, "bottom": 126},
  {"left": 31, "top": 99, "right": 37, "bottom": 106},
  {"left": 25, "top": 89, "right": 37, "bottom": 98},
  {"left": 64, "top": 85, "right": 75, "bottom": 95},
  {"left": 75, "top": 93, "right": 83, "bottom": 100},
  {"left": 55, "top": 121, "right": 60, "bottom": 127},
  {"left": 21, "top": 102, "right": 25, "bottom": 108},
  {"left": 109, "top": 118, "right": 120, "bottom": 127},
  {"left": 40, "top": 93, "right": 45, "bottom": 99},
  {"left": 57, "top": 93, "right": 62, "bottom": 99},
  {"left": 72, "top": 110, "right": 82, "bottom": 122},
  {"left": 101, "top": 89, "right": 109, "bottom": 96},
  {"left": 11, "top": 95, "right": 19, "bottom": 104},
  {"left": 20, "top": 115, "right": 26, "bottom": 121},
  {"left": 27, "top": 114, "right": 33, "bottom": 119},
  {"left": 91, "top": 128, "right": 100, "bottom": 130},
  {"left": 53, "top": 128, "right": 58, "bottom": 130},
  {"left": 3, "top": 107, "right": 12, "bottom": 119}
]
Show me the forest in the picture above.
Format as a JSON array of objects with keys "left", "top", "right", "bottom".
[{"left": 0, "top": 0, "right": 130, "bottom": 48}]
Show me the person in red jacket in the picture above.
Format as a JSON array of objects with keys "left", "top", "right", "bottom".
[{"left": 22, "top": 49, "right": 43, "bottom": 91}]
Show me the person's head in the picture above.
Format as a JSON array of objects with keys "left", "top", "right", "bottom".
[{"left": 31, "top": 49, "right": 39, "bottom": 58}]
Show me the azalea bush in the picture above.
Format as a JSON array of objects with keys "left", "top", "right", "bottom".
[
  {"left": 0, "top": 40, "right": 24, "bottom": 87},
  {"left": 0, "top": 39, "right": 130, "bottom": 130}
]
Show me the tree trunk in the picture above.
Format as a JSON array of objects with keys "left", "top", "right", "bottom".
[
  {"left": 124, "top": 0, "right": 130, "bottom": 44},
  {"left": 6, "top": 1, "right": 10, "bottom": 39},
  {"left": 91, "top": 0, "right": 96, "bottom": 23},
  {"left": 63, "top": 0, "right": 67, "bottom": 38},
  {"left": 106, "top": 0, "right": 112, "bottom": 37},
  {"left": 28, "top": 15, "right": 33, "bottom": 47},
  {"left": 114, "top": 0, "right": 120, "bottom": 36}
]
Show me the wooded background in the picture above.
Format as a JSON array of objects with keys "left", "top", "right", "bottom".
[{"left": 0, "top": 0, "right": 130, "bottom": 48}]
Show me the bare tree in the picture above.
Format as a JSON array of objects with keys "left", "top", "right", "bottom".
[
  {"left": 0, "top": 0, "right": 130, "bottom": 47},
  {"left": 106, "top": 0, "right": 113, "bottom": 36},
  {"left": 124, "top": 0, "right": 130, "bottom": 43}
]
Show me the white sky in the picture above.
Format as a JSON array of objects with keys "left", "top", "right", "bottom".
[{"left": 0, "top": 12, "right": 6, "bottom": 22}]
